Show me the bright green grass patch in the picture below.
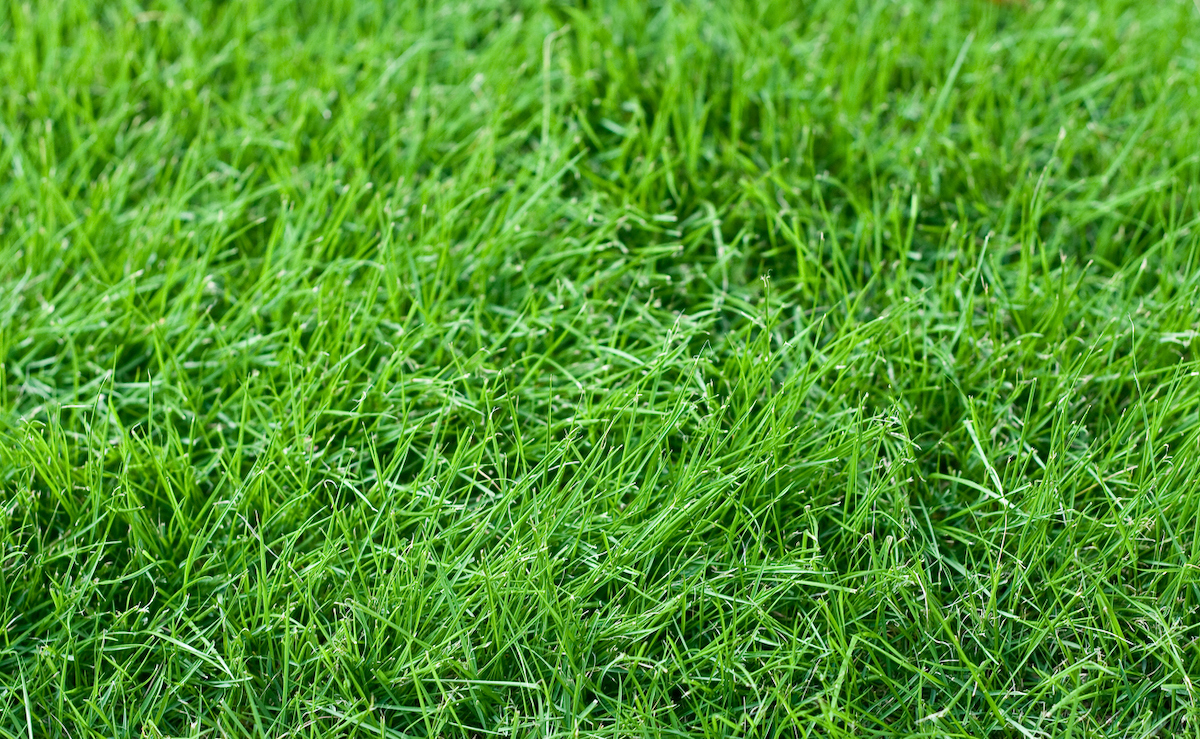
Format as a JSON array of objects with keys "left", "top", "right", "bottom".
[{"left": 2, "top": 0, "right": 1200, "bottom": 736}]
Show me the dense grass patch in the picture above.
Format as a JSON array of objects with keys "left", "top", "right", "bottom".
[{"left": 3, "top": 0, "right": 1200, "bottom": 736}]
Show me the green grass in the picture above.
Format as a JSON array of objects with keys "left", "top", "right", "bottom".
[{"left": 2, "top": 0, "right": 1200, "bottom": 735}]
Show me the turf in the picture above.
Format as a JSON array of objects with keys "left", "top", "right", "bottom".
[{"left": 2, "top": 0, "right": 1200, "bottom": 736}]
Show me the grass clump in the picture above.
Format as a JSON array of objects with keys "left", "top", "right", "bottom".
[{"left": 2, "top": 0, "right": 1200, "bottom": 736}]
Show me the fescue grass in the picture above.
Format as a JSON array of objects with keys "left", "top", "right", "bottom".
[{"left": 3, "top": 0, "right": 1200, "bottom": 736}]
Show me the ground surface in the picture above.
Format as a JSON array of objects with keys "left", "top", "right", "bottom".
[{"left": 2, "top": 1, "right": 1200, "bottom": 736}]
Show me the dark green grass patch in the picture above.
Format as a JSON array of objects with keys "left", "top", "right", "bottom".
[{"left": 2, "top": 0, "right": 1200, "bottom": 736}]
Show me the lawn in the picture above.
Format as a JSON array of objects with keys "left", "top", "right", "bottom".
[{"left": 2, "top": 0, "right": 1200, "bottom": 736}]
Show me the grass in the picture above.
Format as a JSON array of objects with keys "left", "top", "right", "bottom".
[{"left": 2, "top": 0, "right": 1200, "bottom": 735}]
